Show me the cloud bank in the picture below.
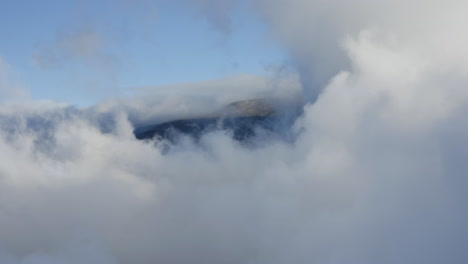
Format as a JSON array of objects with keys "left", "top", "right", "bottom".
[
  {"left": 1, "top": 0, "right": 468, "bottom": 263},
  {"left": 254, "top": 0, "right": 468, "bottom": 101}
]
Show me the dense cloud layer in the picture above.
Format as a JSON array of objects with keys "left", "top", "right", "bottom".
[
  {"left": 1, "top": 0, "right": 468, "bottom": 263},
  {"left": 254, "top": 0, "right": 468, "bottom": 100}
]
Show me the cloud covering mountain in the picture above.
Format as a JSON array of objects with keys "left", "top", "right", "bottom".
[{"left": 1, "top": 0, "right": 468, "bottom": 263}]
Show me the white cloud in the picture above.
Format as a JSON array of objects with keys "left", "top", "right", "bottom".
[
  {"left": 100, "top": 73, "right": 302, "bottom": 127},
  {"left": 253, "top": 0, "right": 468, "bottom": 101},
  {"left": 1, "top": 0, "right": 468, "bottom": 263}
]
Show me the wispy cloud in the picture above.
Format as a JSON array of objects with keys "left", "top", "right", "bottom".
[
  {"left": 0, "top": 57, "right": 29, "bottom": 101},
  {"left": 32, "top": 27, "right": 118, "bottom": 70}
]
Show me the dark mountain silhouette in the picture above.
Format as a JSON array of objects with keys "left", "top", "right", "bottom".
[{"left": 133, "top": 99, "right": 297, "bottom": 143}]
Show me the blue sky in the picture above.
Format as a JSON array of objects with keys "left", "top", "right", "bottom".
[{"left": 0, "top": 0, "right": 287, "bottom": 106}]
